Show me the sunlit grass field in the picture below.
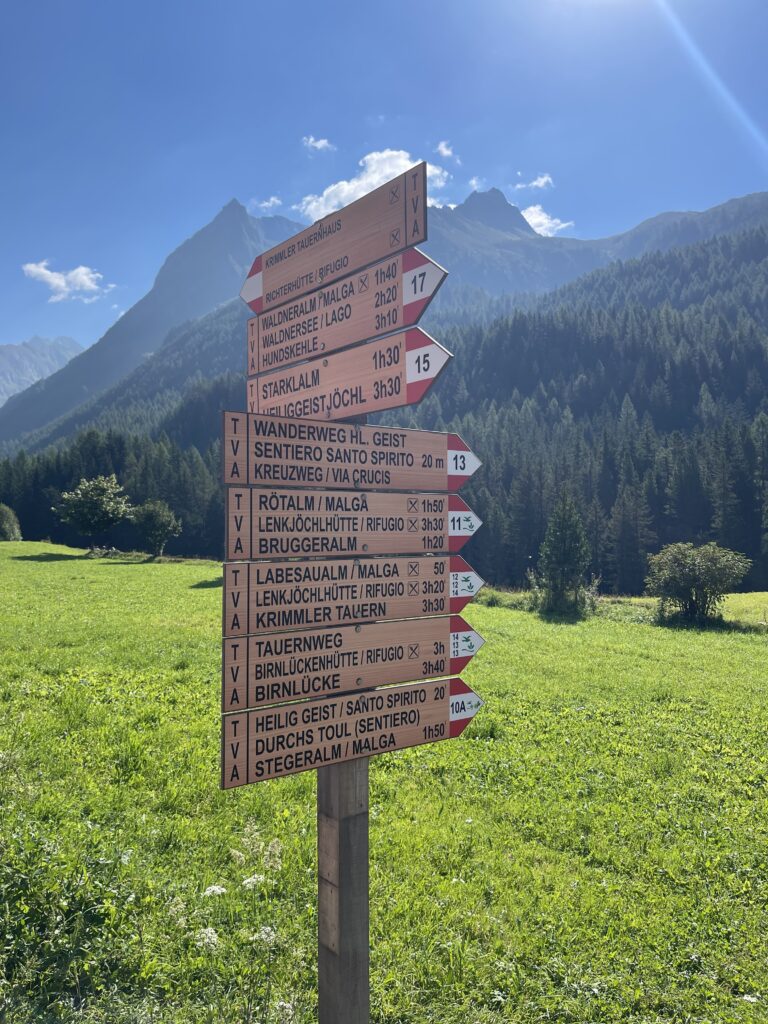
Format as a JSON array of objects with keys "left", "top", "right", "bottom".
[{"left": 1, "top": 542, "right": 766, "bottom": 1023}]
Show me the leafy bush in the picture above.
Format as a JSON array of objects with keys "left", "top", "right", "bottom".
[
  {"left": 54, "top": 475, "right": 133, "bottom": 549},
  {"left": 645, "top": 542, "right": 752, "bottom": 622},
  {"left": 0, "top": 502, "right": 21, "bottom": 541},
  {"left": 132, "top": 499, "right": 182, "bottom": 557},
  {"left": 527, "top": 567, "right": 600, "bottom": 617}
]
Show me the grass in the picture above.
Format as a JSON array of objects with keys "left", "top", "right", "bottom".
[{"left": 0, "top": 541, "right": 767, "bottom": 1023}]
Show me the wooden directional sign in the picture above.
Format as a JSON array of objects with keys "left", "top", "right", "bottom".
[
  {"left": 222, "top": 614, "right": 484, "bottom": 713},
  {"left": 248, "top": 248, "right": 447, "bottom": 375},
  {"left": 223, "top": 555, "right": 485, "bottom": 636},
  {"left": 247, "top": 328, "right": 450, "bottom": 421},
  {"left": 223, "top": 412, "right": 481, "bottom": 492},
  {"left": 240, "top": 163, "right": 427, "bottom": 314},
  {"left": 222, "top": 677, "right": 483, "bottom": 787},
  {"left": 226, "top": 487, "right": 482, "bottom": 560}
]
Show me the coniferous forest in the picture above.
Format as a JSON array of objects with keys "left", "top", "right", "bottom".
[{"left": 2, "top": 227, "right": 768, "bottom": 591}]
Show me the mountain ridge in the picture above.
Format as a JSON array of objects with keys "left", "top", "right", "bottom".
[
  {"left": 3, "top": 184, "right": 768, "bottom": 451},
  {"left": 0, "top": 336, "right": 81, "bottom": 408},
  {"left": 0, "top": 202, "right": 301, "bottom": 444}
]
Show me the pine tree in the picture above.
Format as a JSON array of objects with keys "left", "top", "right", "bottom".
[
  {"left": 538, "top": 491, "right": 590, "bottom": 612},
  {"left": 609, "top": 484, "right": 656, "bottom": 594}
]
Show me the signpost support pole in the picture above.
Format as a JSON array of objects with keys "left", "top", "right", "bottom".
[
  {"left": 318, "top": 408, "right": 370, "bottom": 1024},
  {"left": 318, "top": 758, "right": 370, "bottom": 1024}
]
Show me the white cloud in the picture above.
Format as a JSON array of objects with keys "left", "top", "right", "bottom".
[
  {"left": 468, "top": 175, "right": 484, "bottom": 191},
  {"left": 302, "top": 135, "right": 336, "bottom": 152},
  {"left": 294, "top": 149, "right": 449, "bottom": 221},
  {"left": 514, "top": 173, "right": 554, "bottom": 191},
  {"left": 22, "top": 259, "right": 115, "bottom": 304},
  {"left": 249, "top": 195, "right": 282, "bottom": 213},
  {"left": 436, "top": 140, "right": 461, "bottom": 165},
  {"left": 522, "top": 204, "right": 575, "bottom": 237}
]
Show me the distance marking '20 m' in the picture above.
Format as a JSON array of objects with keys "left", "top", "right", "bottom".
[{"left": 222, "top": 412, "right": 481, "bottom": 492}]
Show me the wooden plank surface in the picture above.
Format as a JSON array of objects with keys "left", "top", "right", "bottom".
[
  {"left": 318, "top": 759, "right": 369, "bottom": 1024},
  {"left": 221, "top": 614, "right": 484, "bottom": 713},
  {"left": 246, "top": 328, "right": 450, "bottom": 421},
  {"left": 225, "top": 487, "right": 482, "bottom": 560},
  {"left": 222, "top": 555, "right": 485, "bottom": 636},
  {"left": 248, "top": 248, "right": 446, "bottom": 374},
  {"left": 222, "top": 412, "right": 481, "bottom": 492},
  {"left": 240, "top": 163, "right": 427, "bottom": 314},
  {"left": 221, "top": 678, "right": 483, "bottom": 787}
]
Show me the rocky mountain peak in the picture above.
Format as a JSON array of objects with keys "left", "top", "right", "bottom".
[{"left": 453, "top": 188, "right": 537, "bottom": 236}]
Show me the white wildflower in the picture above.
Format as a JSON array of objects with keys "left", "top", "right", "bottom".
[
  {"left": 243, "top": 820, "right": 263, "bottom": 855},
  {"left": 167, "top": 896, "right": 187, "bottom": 927},
  {"left": 203, "top": 884, "right": 227, "bottom": 897},
  {"left": 195, "top": 927, "right": 219, "bottom": 949},
  {"left": 264, "top": 838, "right": 283, "bottom": 871},
  {"left": 252, "top": 925, "right": 277, "bottom": 946},
  {"left": 276, "top": 999, "right": 295, "bottom": 1023},
  {"left": 230, "top": 848, "right": 246, "bottom": 865},
  {"left": 243, "top": 873, "right": 265, "bottom": 889},
  {"left": 120, "top": 848, "right": 133, "bottom": 864},
  {"left": 742, "top": 995, "right": 759, "bottom": 1003}
]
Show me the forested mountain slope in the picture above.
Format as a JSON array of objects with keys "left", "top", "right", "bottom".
[
  {"left": 422, "top": 188, "right": 768, "bottom": 294},
  {"left": 7, "top": 301, "right": 251, "bottom": 451},
  {"left": 3, "top": 226, "right": 767, "bottom": 591},
  {"left": 4, "top": 187, "right": 768, "bottom": 454}
]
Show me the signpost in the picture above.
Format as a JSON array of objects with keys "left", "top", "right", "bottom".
[
  {"left": 222, "top": 555, "right": 485, "bottom": 636},
  {"left": 240, "top": 163, "right": 427, "bottom": 314},
  {"left": 247, "top": 327, "right": 451, "bottom": 421},
  {"left": 226, "top": 487, "right": 482, "bottom": 560},
  {"left": 221, "top": 614, "right": 484, "bottom": 713},
  {"left": 221, "top": 677, "right": 483, "bottom": 788},
  {"left": 223, "top": 412, "right": 481, "bottom": 492},
  {"left": 223, "top": 161, "right": 486, "bottom": 1024},
  {"left": 247, "top": 248, "right": 447, "bottom": 374}
]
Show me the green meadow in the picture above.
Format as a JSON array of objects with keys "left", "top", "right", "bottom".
[{"left": 1, "top": 541, "right": 766, "bottom": 1024}]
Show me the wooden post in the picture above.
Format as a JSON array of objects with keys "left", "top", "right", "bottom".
[
  {"left": 317, "top": 758, "right": 370, "bottom": 1024},
  {"left": 318, "top": 408, "right": 370, "bottom": 1024}
]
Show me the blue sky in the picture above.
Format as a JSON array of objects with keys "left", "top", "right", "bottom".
[{"left": 2, "top": 0, "right": 767, "bottom": 348}]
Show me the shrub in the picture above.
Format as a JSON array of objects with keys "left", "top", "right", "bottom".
[
  {"left": 645, "top": 542, "right": 751, "bottom": 622},
  {"left": 54, "top": 475, "right": 133, "bottom": 549},
  {"left": 0, "top": 503, "right": 22, "bottom": 541},
  {"left": 132, "top": 499, "right": 182, "bottom": 557}
]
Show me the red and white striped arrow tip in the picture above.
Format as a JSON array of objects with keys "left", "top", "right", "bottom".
[
  {"left": 240, "top": 247, "right": 447, "bottom": 318},
  {"left": 404, "top": 328, "right": 452, "bottom": 405},
  {"left": 449, "top": 556, "right": 486, "bottom": 611},
  {"left": 241, "top": 256, "right": 263, "bottom": 313},
  {"left": 449, "top": 678, "right": 485, "bottom": 737},
  {"left": 449, "top": 614, "right": 486, "bottom": 673},
  {"left": 447, "top": 495, "right": 483, "bottom": 552},
  {"left": 401, "top": 248, "right": 448, "bottom": 325},
  {"left": 447, "top": 434, "right": 482, "bottom": 489}
]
